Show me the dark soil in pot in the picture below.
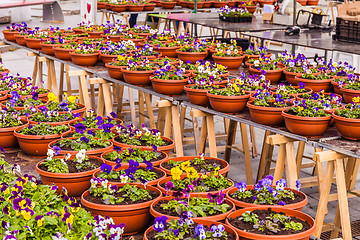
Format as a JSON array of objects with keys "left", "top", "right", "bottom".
[
  {"left": 161, "top": 158, "right": 225, "bottom": 173},
  {"left": 229, "top": 190, "right": 305, "bottom": 205},
  {"left": 38, "top": 157, "right": 102, "bottom": 173}
]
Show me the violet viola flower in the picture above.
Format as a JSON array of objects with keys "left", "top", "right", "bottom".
[
  {"left": 235, "top": 181, "right": 246, "bottom": 193},
  {"left": 53, "top": 145, "right": 61, "bottom": 155},
  {"left": 194, "top": 224, "right": 206, "bottom": 239},
  {"left": 164, "top": 181, "right": 173, "bottom": 196},
  {"left": 100, "top": 163, "right": 112, "bottom": 174},
  {"left": 172, "top": 190, "right": 183, "bottom": 200},
  {"left": 74, "top": 123, "right": 86, "bottom": 134},
  {"left": 296, "top": 180, "right": 301, "bottom": 191},
  {"left": 143, "top": 160, "right": 154, "bottom": 170},
  {"left": 153, "top": 216, "right": 167, "bottom": 232},
  {"left": 210, "top": 224, "right": 225, "bottom": 237},
  {"left": 80, "top": 136, "right": 89, "bottom": 144},
  {"left": 216, "top": 190, "right": 225, "bottom": 204}
]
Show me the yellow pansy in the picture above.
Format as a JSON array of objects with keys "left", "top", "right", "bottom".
[
  {"left": 213, "top": 166, "right": 220, "bottom": 176},
  {"left": 66, "top": 214, "right": 74, "bottom": 225},
  {"left": 37, "top": 218, "right": 44, "bottom": 227},
  {"left": 201, "top": 174, "right": 208, "bottom": 179},
  {"left": 352, "top": 96, "right": 360, "bottom": 103},
  {"left": 47, "top": 92, "right": 58, "bottom": 102},
  {"left": 21, "top": 210, "right": 32, "bottom": 220},
  {"left": 170, "top": 166, "right": 183, "bottom": 180},
  {"left": 297, "top": 106, "right": 304, "bottom": 112},
  {"left": 118, "top": 55, "right": 126, "bottom": 61},
  {"left": 31, "top": 182, "right": 37, "bottom": 190},
  {"left": 186, "top": 167, "right": 199, "bottom": 179},
  {"left": 67, "top": 95, "right": 78, "bottom": 104},
  {"left": 180, "top": 161, "right": 191, "bottom": 171}
]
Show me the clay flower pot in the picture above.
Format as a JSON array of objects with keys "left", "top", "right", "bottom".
[
  {"left": 184, "top": 85, "right": 210, "bottom": 106},
  {"left": 70, "top": 52, "right": 99, "bottom": 66},
  {"left": 112, "top": 135, "right": 175, "bottom": 155},
  {"left": 93, "top": 166, "right": 167, "bottom": 186},
  {"left": 111, "top": 4, "right": 128, "bottom": 12},
  {"left": 282, "top": 109, "right": 331, "bottom": 138},
  {"left": 18, "top": 89, "right": 50, "bottom": 100},
  {"left": 340, "top": 86, "right": 360, "bottom": 103},
  {"left": 226, "top": 186, "right": 308, "bottom": 211},
  {"left": 212, "top": 55, "right": 245, "bottom": 70},
  {"left": 54, "top": 47, "right": 75, "bottom": 60},
  {"left": 105, "top": 63, "right": 126, "bottom": 80},
  {"left": 14, "top": 124, "right": 70, "bottom": 157},
  {"left": 258, "top": 0, "right": 276, "bottom": 6},
  {"left": 81, "top": 184, "right": 162, "bottom": 234},
  {"left": 157, "top": 175, "right": 234, "bottom": 197},
  {"left": 40, "top": 42, "right": 63, "bottom": 56},
  {"left": 161, "top": 1, "right": 176, "bottom": 9},
  {"left": 247, "top": 101, "right": 288, "bottom": 127},
  {"left": 159, "top": 156, "right": 230, "bottom": 176},
  {"left": 0, "top": 121, "right": 27, "bottom": 150},
  {"left": 36, "top": 156, "right": 103, "bottom": 197},
  {"left": 128, "top": 4, "right": 145, "bottom": 11},
  {"left": 2, "top": 30, "right": 18, "bottom": 42},
  {"left": 150, "top": 196, "right": 235, "bottom": 222},
  {"left": 244, "top": 5, "right": 257, "bottom": 13},
  {"left": 294, "top": 76, "right": 332, "bottom": 92},
  {"left": 226, "top": 207, "right": 316, "bottom": 240},
  {"left": 100, "top": 148, "right": 168, "bottom": 168},
  {"left": 97, "top": 1, "right": 107, "bottom": 9},
  {"left": 283, "top": 70, "right": 303, "bottom": 86},
  {"left": 249, "top": 66, "right": 286, "bottom": 84},
  {"left": 244, "top": 52, "right": 272, "bottom": 62},
  {"left": 99, "top": 53, "right": 118, "bottom": 64},
  {"left": 151, "top": 77, "right": 189, "bottom": 96},
  {"left": 213, "top": 1, "right": 229, "bottom": 7},
  {"left": 203, "top": 1, "right": 211, "bottom": 7},
  {"left": 331, "top": 79, "right": 343, "bottom": 96},
  {"left": 48, "top": 137, "right": 114, "bottom": 156},
  {"left": 14, "top": 34, "right": 27, "bottom": 46},
  {"left": 121, "top": 68, "right": 154, "bottom": 86},
  {"left": 143, "top": 219, "right": 239, "bottom": 240},
  {"left": 88, "top": 31, "right": 103, "bottom": 39},
  {"left": 306, "top": 0, "right": 319, "bottom": 5},
  {"left": 175, "top": 50, "right": 208, "bottom": 64},
  {"left": 25, "top": 37, "right": 44, "bottom": 50},
  {"left": 156, "top": 46, "right": 180, "bottom": 58},
  {"left": 332, "top": 112, "right": 360, "bottom": 140},
  {"left": 297, "top": 0, "right": 307, "bottom": 5},
  {"left": 206, "top": 92, "right": 250, "bottom": 114},
  {"left": 144, "top": 3, "right": 156, "bottom": 10}
]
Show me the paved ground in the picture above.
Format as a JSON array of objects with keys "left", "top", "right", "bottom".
[{"left": 1, "top": 0, "right": 360, "bottom": 239}]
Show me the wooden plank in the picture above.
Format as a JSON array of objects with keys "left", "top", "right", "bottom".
[
  {"left": 257, "top": 130, "right": 273, "bottom": 181},
  {"left": 206, "top": 114, "right": 217, "bottom": 158},
  {"left": 144, "top": 92, "right": 156, "bottom": 129},
  {"left": 65, "top": 65, "right": 72, "bottom": 96},
  {"left": 97, "top": 84, "right": 105, "bottom": 116},
  {"left": 156, "top": 100, "right": 172, "bottom": 108},
  {"left": 89, "top": 78, "right": 108, "bottom": 84},
  {"left": 199, "top": 117, "right": 207, "bottom": 154},
  {"left": 79, "top": 75, "right": 91, "bottom": 111},
  {"left": 128, "top": 88, "right": 137, "bottom": 126},
  {"left": 296, "top": 141, "right": 306, "bottom": 177},
  {"left": 313, "top": 151, "right": 346, "bottom": 162},
  {"left": 171, "top": 105, "right": 184, "bottom": 157},
  {"left": 273, "top": 143, "right": 286, "bottom": 182},
  {"left": 267, "top": 134, "right": 293, "bottom": 145},
  {"left": 138, "top": 91, "right": 145, "bottom": 127},
  {"left": 164, "top": 107, "right": 172, "bottom": 138},
  {"left": 250, "top": 126, "right": 258, "bottom": 157},
  {"left": 68, "top": 70, "right": 87, "bottom": 77},
  {"left": 102, "top": 82, "right": 113, "bottom": 116},
  {"left": 224, "top": 120, "right": 237, "bottom": 163},
  {"left": 284, "top": 141, "right": 297, "bottom": 188},
  {"left": 59, "top": 63, "right": 64, "bottom": 101},
  {"left": 192, "top": 115, "right": 201, "bottom": 155},
  {"left": 240, "top": 123, "right": 254, "bottom": 185}
]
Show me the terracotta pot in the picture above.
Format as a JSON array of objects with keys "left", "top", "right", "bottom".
[
  {"left": 188, "top": 1, "right": 204, "bottom": 9},
  {"left": 81, "top": 184, "right": 162, "bottom": 234},
  {"left": 226, "top": 186, "right": 308, "bottom": 211},
  {"left": 144, "top": 3, "right": 156, "bottom": 10},
  {"left": 206, "top": 92, "right": 250, "bottom": 114},
  {"left": 283, "top": 70, "right": 303, "bottom": 85},
  {"left": 105, "top": 63, "right": 126, "bottom": 80},
  {"left": 203, "top": 1, "right": 211, "bottom": 7},
  {"left": 184, "top": 84, "right": 210, "bottom": 106},
  {"left": 25, "top": 37, "right": 44, "bottom": 50},
  {"left": 48, "top": 137, "right": 114, "bottom": 156},
  {"left": 2, "top": 30, "right": 18, "bottom": 42},
  {"left": 0, "top": 70, "right": 9, "bottom": 79},
  {"left": 88, "top": 31, "right": 103, "bottom": 39},
  {"left": 212, "top": 55, "right": 245, "bottom": 70},
  {"left": 28, "top": 118, "right": 73, "bottom": 126},
  {"left": 294, "top": 76, "right": 332, "bottom": 92},
  {"left": 72, "top": 28, "right": 85, "bottom": 34},
  {"left": 97, "top": 1, "right": 107, "bottom": 9},
  {"left": 14, "top": 34, "right": 27, "bottom": 46},
  {"left": 244, "top": 5, "right": 257, "bottom": 13},
  {"left": 14, "top": 124, "right": 70, "bottom": 157},
  {"left": 331, "top": 79, "right": 343, "bottom": 96},
  {"left": 247, "top": 101, "right": 287, "bottom": 127},
  {"left": 332, "top": 112, "right": 360, "bottom": 140},
  {"left": 100, "top": 53, "right": 119, "bottom": 64},
  {"left": 306, "top": 0, "right": 319, "bottom": 5},
  {"left": 54, "top": 47, "right": 75, "bottom": 60},
  {"left": 17, "top": 89, "right": 49, "bottom": 100},
  {"left": 68, "top": 117, "right": 123, "bottom": 132},
  {"left": 340, "top": 85, "right": 360, "bottom": 103},
  {"left": 36, "top": 157, "right": 103, "bottom": 197},
  {"left": 157, "top": 175, "right": 234, "bottom": 197},
  {"left": 150, "top": 196, "right": 235, "bottom": 222},
  {"left": 0, "top": 122, "right": 27, "bottom": 150},
  {"left": 121, "top": 68, "right": 154, "bottom": 86},
  {"left": 245, "top": 53, "right": 272, "bottom": 62},
  {"left": 226, "top": 206, "right": 315, "bottom": 240},
  {"left": 159, "top": 156, "right": 230, "bottom": 176},
  {"left": 110, "top": 3, "right": 127, "bottom": 12},
  {"left": 156, "top": 46, "right": 180, "bottom": 58},
  {"left": 112, "top": 135, "right": 175, "bottom": 155},
  {"left": 297, "top": 0, "right": 307, "bottom": 5},
  {"left": 282, "top": 109, "right": 331, "bottom": 138},
  {"left": 40, "top": 42, "right": 63, "bottom": 56},
  {"left": 70, "top": 52, "right": 99, "bottom": 66},
  {"left": 128, "top": 4, "right": 145, "bottom": 11},
  {"left": 175, "top": 50, "right": 208, "bottom": 64},
  {"left": 161, "top": 1, "right": 176, "bottom": 9},
  {"left": 151, "top": 77, "right": 188, "bottom": 96},
  {"left": 100, "top": 148, "right": 168, "bottom": 168},
  {"left": 258, "top": 0, "right": 276, "bottom": 6},
  {"left": 249, "top": 66, "right": 285, "bottom": 84},
  {"left": 213, "top": 1, "right": 229, "bottom": 7},
  {"left": 93, "top": 166, "right": 167, "bottom": 186},
  {"left": 143, "top": 219, "right": 239, "bottom": 240}
]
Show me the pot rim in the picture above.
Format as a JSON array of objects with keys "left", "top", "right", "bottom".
[{"left": 281, "top": 109, "right": 332, "bottom": 120}]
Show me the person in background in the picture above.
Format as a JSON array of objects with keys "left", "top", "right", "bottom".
[{"left": 129, "top": 13, "right": 138, "bottom": 27}]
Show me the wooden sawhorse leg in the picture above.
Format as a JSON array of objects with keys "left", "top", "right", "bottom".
[
  {"left": 156, "top": 100, "right": 184, "bottom": 157},
  {"left": 88, "top": 77, "right": 114, "bottom": 116},
  {"left": 68, "top": 70, "right": 92, "bottom": 112},
  {"left": 46, "top": 58, "right": 58, "bottom": 96},
  {"left": 27, "top": 52, "right": 45, "bottom": 88}
]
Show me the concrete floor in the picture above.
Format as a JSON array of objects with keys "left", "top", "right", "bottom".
[{"left": 1, "top": 0, "right": 360, "bottom": 239}]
